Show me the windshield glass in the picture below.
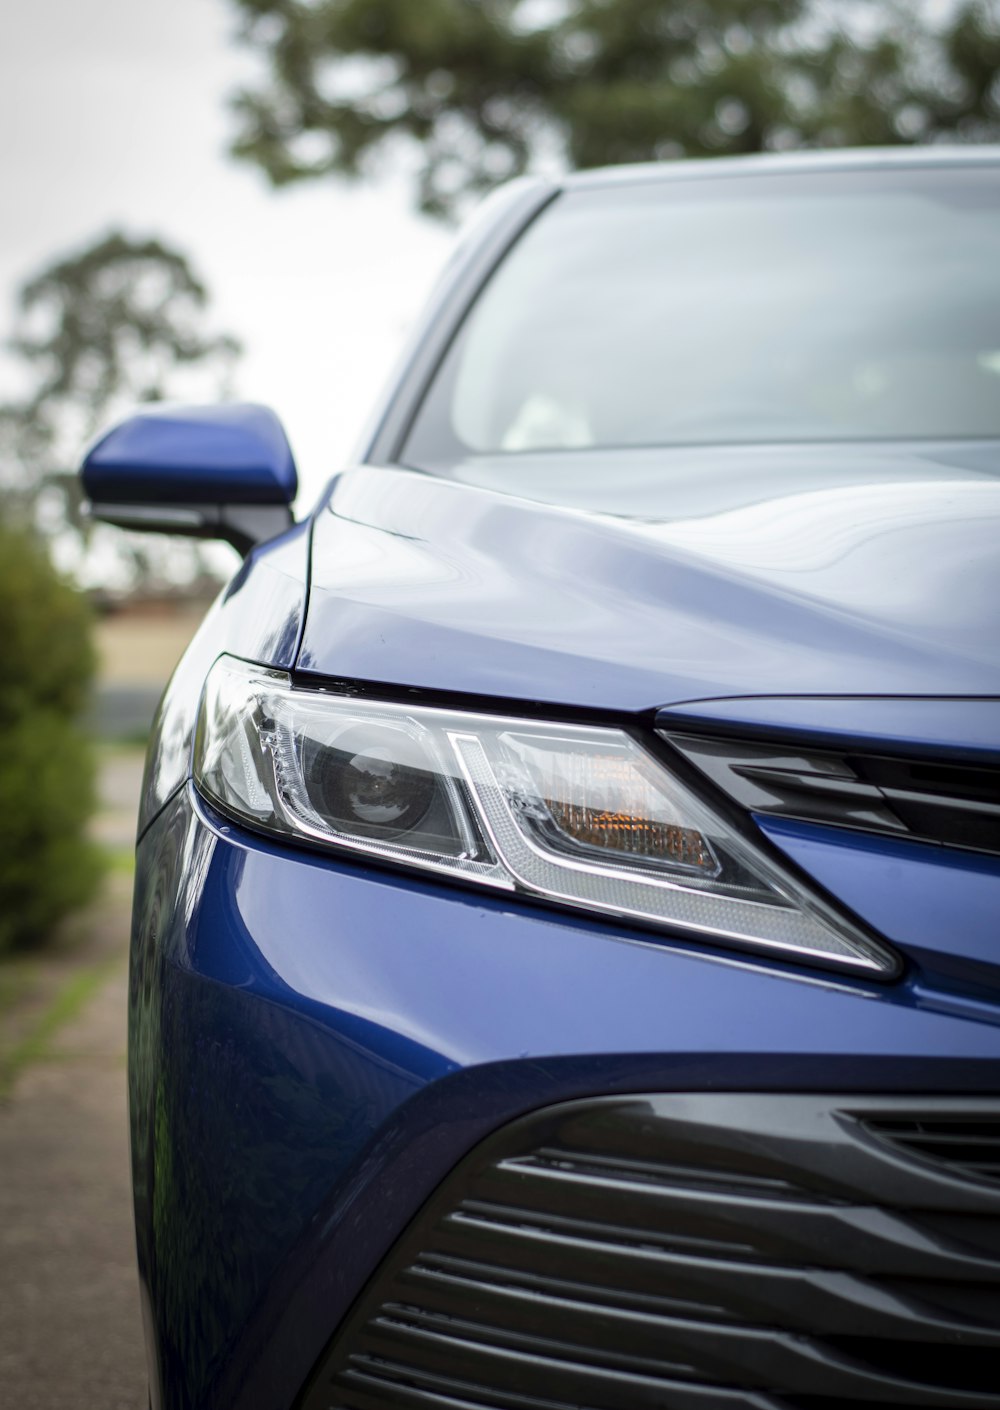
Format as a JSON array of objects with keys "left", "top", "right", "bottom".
[{"left": 405, "top": 164, "right": 1000, "bottom": 467}]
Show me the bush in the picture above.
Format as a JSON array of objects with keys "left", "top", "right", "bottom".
[{"left": 0, "top": 522, "right": 103, "bottom": 953}]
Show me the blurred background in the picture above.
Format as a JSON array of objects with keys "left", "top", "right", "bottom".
[{"left": 0, "top": 1, "right": 998, "bottom": 1405}]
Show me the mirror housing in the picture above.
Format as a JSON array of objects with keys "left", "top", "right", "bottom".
[{"left": 81, "top": 403, "right": 298, "bottom": 554}]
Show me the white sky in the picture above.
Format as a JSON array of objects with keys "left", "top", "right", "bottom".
[{"left": 0, "top": 0, "right": 453, "bottom": 509}]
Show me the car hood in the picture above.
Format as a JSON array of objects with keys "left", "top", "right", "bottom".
[{"left": 298, "top": 445, "right": 1000, "bottom": 714}]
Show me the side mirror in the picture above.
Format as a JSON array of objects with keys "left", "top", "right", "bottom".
[{"left": 80, "top": 403, "right": 298, "bottom": 555}]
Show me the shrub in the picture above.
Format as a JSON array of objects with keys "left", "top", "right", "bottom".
[{"left": 0, "top": 522, "right": 103, "bottom": 953}]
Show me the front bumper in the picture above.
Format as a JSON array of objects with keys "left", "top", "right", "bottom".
[
  {"left": 131, "top": 785, "right": 1000, "bottom": 1410},
  {"left": 303, "top": 1091, "right": 1000, "bottom": 1409}
]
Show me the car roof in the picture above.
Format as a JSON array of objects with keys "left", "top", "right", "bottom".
[{"left": 564, "top": 144, "right": 1000, "bottom": 192}]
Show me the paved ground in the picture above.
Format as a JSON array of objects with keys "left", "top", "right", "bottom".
[
  {"left": 0, "top": 752, "right": 148, "bottom": 1410},
  {"left": 87, "top": 683, "right": 164, "bottom": 741},
  {"left": 87, "top": 599, "right": 209, "bottom": 740}
]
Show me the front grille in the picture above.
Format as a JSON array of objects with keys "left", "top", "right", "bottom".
[
  {"left": 300, "top": 1094, "right": 1000, "bottom": 1410},
  {"left": 863, "top": 1112, "right": 1000, "bottom": 1186},
  {"left": 662, "top": 732, "right": 1000, "bottom": 857}
]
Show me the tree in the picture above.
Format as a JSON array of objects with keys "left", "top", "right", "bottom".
[
  {"left": 1, "top": 231, "right": 241, "bottom": 588},
  {"left": 225, "top": 0, "right": 1000, "bottom": 220}
]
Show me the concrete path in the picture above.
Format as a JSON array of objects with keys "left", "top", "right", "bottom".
[{"left": 0, "top": 752, "right": 148, "bottom": 1409}]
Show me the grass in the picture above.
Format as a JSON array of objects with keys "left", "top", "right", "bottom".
[
  {"left": 105, "top": 846, "right": 137, "bottom": 876},
  {"left": 92, "top": 729, "right": 151, "bottom": 750},
  {"left": 0, "top": 745, "right": 142, "bottom": 1097},
  {"left": 0, "top": 955, "right": 122, "bottom": 1099},
  {"left": 0, "top": 960, "right": 36, "bottom": 1021}
]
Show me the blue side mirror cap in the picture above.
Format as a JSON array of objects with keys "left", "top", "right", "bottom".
[
  {"left": 80, "top": 404, "right": 298, "bottom": 555},
  {"left": 82, "top": 403, "right": 298, "bottom": 506}
]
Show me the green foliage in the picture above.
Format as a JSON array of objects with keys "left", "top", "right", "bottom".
[
  {"left": 11, "top": 231, "right": 241, "bottom": 431},
  {"left": 0, "top": 520, "right": 97, "bottom": 722},
  {"left": 0, "top": 523, "right": 102, "bottom": 954},
  {"left": 0, "top": 230, "right": 242, "bottom": 590},
  {"left": 226, "top": 0, "right": 1000, "bottom": 219}
]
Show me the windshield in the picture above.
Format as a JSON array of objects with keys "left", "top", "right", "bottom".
[{"left": 405, "top": 164, "right": 1000, "bottom": 467}]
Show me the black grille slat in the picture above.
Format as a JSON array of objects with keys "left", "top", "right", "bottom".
[
  {"left": 347, "top": 1328, "right": 786, "bottom": 1410},
  {"left": 338, "top": 1356, "right": 781, "bottom": 1410},
  {"left": 514, "top": 1146, "right": 804, "bottom": 1194},
  {"left": 428, "top": 1200, "right": 1000, "bottom": 1284},
  {"left": 884, "top": 1133, "right": 1000, "bottom": 1149},
  {"left": 863, "top": 1115, "right": 1000, "bottom": 1188},
  {"left": 302, "top": 1095, "right": 1000, "bottom": 1410},
  {"left": 335, "top": 1365, "right": 513, "bottom": 1410},
  {"left": 664, "top": 732, "right": 1000, "bottom": 857},
  {"left": 376, "top": 1300, "right": 704, "bottom": 1377},
  {"left": 861, "top": 757, "right": 1000, "bottom": 806},
  {"left": 340, "top": 1357, "right": 572, "bottom": 1409},
  {"left": 453, "top": 1195, "right": 765, "bottom": 1255},
  {"left": 359, "top": 1304, "right": 1000, "bottom": 1405},
  {"left": 401, "top": 1250, "right": 1000, "bottom": 1344},
  {"left": 412, "top": 1250, "right": 731, "bottom": 1318}
]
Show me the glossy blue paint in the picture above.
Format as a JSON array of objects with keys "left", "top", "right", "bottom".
[
  {"left": 758, "top": 815, "right": 1000, "bottom": 990},
  {"left": 131, "top": 786, "right": 1000, "bottom": 1410},
  {"left": 299, "top": 455, "right": 1000, "bottom": 709},
  {"left": 138, "top": 520, "right": 310, "bottom": 831},
  {"left": 658, "top": 695, "right": 1000, "bottom": 759},
  {"left": 82, "top": 402, "right": 298, "bottom": 506}
]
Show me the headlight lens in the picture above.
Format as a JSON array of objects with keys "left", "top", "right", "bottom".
[{"left": 195, "top": 655, "right": 895, "bottom": 975}]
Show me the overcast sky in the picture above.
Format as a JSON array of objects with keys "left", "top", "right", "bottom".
[{"left": 0, "top": 0, "right": 453, "bottom": 508}]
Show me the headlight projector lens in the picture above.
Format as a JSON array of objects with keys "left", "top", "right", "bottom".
[{"left": 305, "top": 727, "right": 438, "bottom": 840}]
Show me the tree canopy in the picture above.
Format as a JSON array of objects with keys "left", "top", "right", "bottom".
[
  {"left": 1, "top": 231, "right": 241, "bottom": 588},
  {"left": 226, "top": 0, "right": 1000, "bottom": 219},
  {"left": 5, "top": 231, "right": 239, "bottom": 476}
]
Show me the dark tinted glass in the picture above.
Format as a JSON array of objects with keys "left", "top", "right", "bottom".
[{"left": 405, "top": 165, "right": 1000, "bottom": 464}]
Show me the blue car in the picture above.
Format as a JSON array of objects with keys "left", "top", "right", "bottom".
[{"left": 82, "top": 147, "right": 1000, "bottom": 1410}]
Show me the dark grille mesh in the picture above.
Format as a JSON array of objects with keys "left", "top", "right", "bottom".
[
  {"left": 663, "top": 732, "right": 1000, "bottom": 857},
  {"left": 300, "top": 1094, "right": 1000, "bottom": 1410},
  {"left": 862, "top": 1113, "right": 1000, "bottom": 1185}
]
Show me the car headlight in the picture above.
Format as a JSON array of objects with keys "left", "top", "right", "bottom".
[{"left": 194, "top": 655, "right": 895, "bottom": 976}]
